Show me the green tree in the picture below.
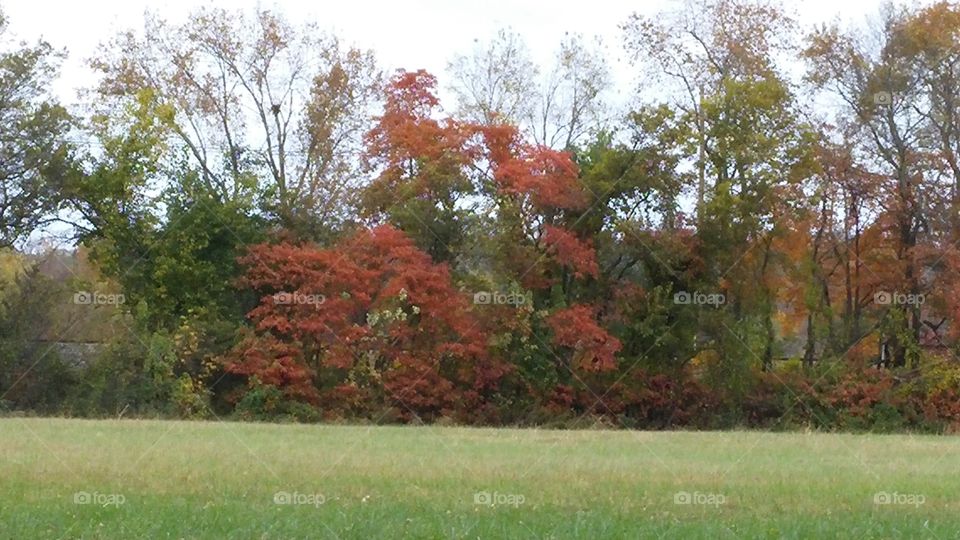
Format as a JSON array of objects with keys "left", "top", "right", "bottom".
[
  {"left": 0, "top": 9, "right": 73, "bottom": 248},
  {"left": 624, "top": 0, "right": 818, "bottom": 383}
]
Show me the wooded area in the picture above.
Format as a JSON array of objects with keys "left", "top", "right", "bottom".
[{"left": 3, "top": 1, "right": 960, "bottom": 431}]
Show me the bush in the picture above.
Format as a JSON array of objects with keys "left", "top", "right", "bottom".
[
  {"left": 581, "top": 370, "right": 720, "bottom": 429},
  {"left": 0, "top": 265, "right": 80, "bottom": 413},
  {"left": 233, "top": 378, "right": 321, "bottom": 422},
  {"left": 742, "top": 369, "right": 830, "bottom": 430}
]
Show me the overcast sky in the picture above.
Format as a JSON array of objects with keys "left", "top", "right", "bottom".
[{"left": 5, "top": 0, "right": 907, "bottom": 107}]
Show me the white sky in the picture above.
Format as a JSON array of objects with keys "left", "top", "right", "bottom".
[{"left": 4, "top": 0, "right": 902, "bottom": 108}]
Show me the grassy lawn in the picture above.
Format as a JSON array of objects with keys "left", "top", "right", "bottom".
[{"left": 1, "top": 418, "right": 959, "bottom": 538}]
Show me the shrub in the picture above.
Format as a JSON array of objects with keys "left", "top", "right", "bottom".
[{"left": 222, "top": 226, "right": 510, "bottom": 423}]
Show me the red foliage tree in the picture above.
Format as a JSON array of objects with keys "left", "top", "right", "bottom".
[
  {"left": 361, "top": 70, "right": 479, "bottom": 262},
  {"left": 547, "top": 304, "right": 621, "bottom": 372},
  {"left": 364, "top": 70, "right": 477, "bottom": 191},
  {"left": 222, "top": 225, "right": 509, "bottom": 421},
  {"left": 482, "top": 124, "right": 588, "bottom": 211},
  {"left": 479, "top": 120, "right": 617, "bottom": 376},
  {"left": 542, "top": 225, "right": 599, "bottom": 279}
]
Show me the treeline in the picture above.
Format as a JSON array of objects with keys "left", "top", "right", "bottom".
[{"left": 3, "top": 1, "right": 960, "bottom": 431}]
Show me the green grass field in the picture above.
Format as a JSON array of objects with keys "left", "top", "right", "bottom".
[{"left": 1, "top": 418, "right": 959, "bottom": 539}]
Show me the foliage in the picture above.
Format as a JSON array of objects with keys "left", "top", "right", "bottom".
[
  {"left": 0, "top": 263, "right": 76, "bottom": 412},
  {"left": 6, "top": 2, "right": 960, "bottom": 431},
  {"left": 222, "top": 225, "right": 510, "bottom": 422},
  {"left": 0, "top": 16, "right": 73, "bottom": 248}
]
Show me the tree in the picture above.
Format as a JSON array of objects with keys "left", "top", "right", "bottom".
[
  {"left": 623, "top": 0, "right": 796, "bottom": 225},
  {"left": 91, "top": 8, "right": 381, "bottom": 237},
  {"left": 448, "top": 30, "right": 611, "bottom": 150},
  {"left": 625, "top": 0, "right": 817, "bottom": 374},
  {"left": 362, "top": 70, "right": 479, "bottom": 263},
  {"left": 223, "top": 225, "right": 509, "bottom": 421},
  {"left": 478, "top": 122, "right": 622, "bottom": 395},
  {"left": 803, "top": 2, "right": 960, "bottom": 368},
  {"left": 446, "top": 29, "right": 538, "bottom": 127},
  {"left": 480, "top": 122, "right": 595, "bottom": 291},
  {"left": 0, "top": 9, "right": 73, "bottom": 248},
  {"left": 534, "top": 34, "right": 611, "bottom": 150},
  {"left": 59, "top": 85, "right": 265, "bottom": 332},
  {"left": 784, "top": 137, "right": 891, "bottom": 366}
]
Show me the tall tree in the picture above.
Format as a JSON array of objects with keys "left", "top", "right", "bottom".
[
  {"left": 803, "top": 2, "right": 960, "bottom": 368},
  {"left": 91, "top": 8, "right": 381, "bottom": 237},
  {"left": 446, "top": 29, "right": 538, "bottom": 128},
  {"left": 447, "top": 30, "right": 611, "bottom": 150},
  {"left": 623, "top": 0, "right": 796, "bottom": 225},
  {"left": 0, "top": 9, "right": 72, "bottom": 248},
  {"left": 624, "top": 0, "right": 816, "bottom": 373},
  {"left": 362, "top": 70, "right": 479, "bottom": 264}
]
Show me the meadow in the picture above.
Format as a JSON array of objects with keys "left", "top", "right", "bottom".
[{"left": 1, "top": 418, "right": 959, "bottom": 539}]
